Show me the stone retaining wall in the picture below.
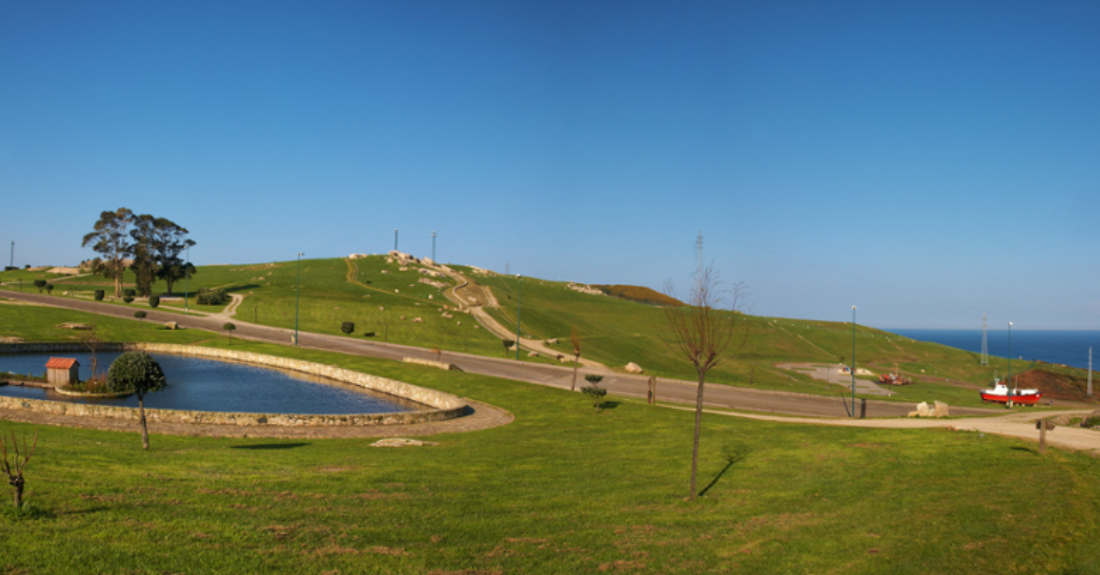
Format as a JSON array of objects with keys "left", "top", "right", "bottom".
[{"left": 0, "top": 343, "right": 468, "bottom": 427}]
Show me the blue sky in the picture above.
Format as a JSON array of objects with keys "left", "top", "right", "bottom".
[{"left": 3, "top": 1, "right": 1099, "bottom": 329}]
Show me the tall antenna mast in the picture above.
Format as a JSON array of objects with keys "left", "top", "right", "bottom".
[
  {"left": 980, "top": 311, "right": 989, "bottom": 366},
  {"left": 431, "top": 231, "right": 437, "bottom": 262},
  {"left": 394, "top": 229, "right": 399, "bottom": 252},
  {"left": 695, "top": 232, "right": 704, "bottom": 278}
]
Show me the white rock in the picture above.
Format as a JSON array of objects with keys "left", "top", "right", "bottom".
[
  {"left": 625, "top": 362, "right": 644, "bottom": 374},
  {"left": 934, "top": 401, "right": 950, "bottom": 417},
  {"left": 371, "top": 438, "right": 437, "bottom": 448}
]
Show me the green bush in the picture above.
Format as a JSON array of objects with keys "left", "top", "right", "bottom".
[
  {"left": 123, "top": 288, "right": 136, "bottom": 298},
  {"left": 45, "top": 283, "right": 54, "bottom": 295},
  {"left": 106, "top": 352, "right": 166, "bottom": 395},
  {"left": 94, "top": 290, "right": 105, "bottom": 301},
  {"left": 148, "top": 295, "right": 160, "bottom": 308},
  {"left": 364, "top": 331, "right": 376, "bottom": 337},
  {"left": 341, "top": 322, "right": 355, "bottom": 335},
  {"left": 134, "top": 311, "right": 147, "bottom": 321},
  {"left": 123, "top": 296, "right": 134, "bottom": 304},
  {"left": 33, "top": 280, "right": 46, "bottom": 293},
  {"left": 196, "top": 288, "right": 229, "bottom": 306},
  {"left": 1082, "top": 416, "right": 1100, "bottom": 428}
]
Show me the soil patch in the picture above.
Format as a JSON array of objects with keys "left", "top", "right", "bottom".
[{"left": 1012, "top": 369, "right": 1099, "bottom": 403}]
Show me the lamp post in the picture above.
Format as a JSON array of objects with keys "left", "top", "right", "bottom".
[
  {"left": 184, "top": 245, "right": 190, "bottom": 315},
  {"left": 1007, "top": 321, "right": 1013, "bottom": 408},
  {"left": 851, "top": 305, "right": 857, "bottom": 417},
  {"left": 294, "top": 252, "right": 304, "bottom": 346},
  {"left": 515, "top": 274, "right": 522, "bottom": 360}
]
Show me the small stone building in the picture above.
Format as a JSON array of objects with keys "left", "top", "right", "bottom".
[{"left": 45, "top": 357, "right": 80, "bottom": 386}]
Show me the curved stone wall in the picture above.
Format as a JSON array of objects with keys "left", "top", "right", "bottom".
[{"left": 0, "top": 343, "right": 468, "bottom": 427}]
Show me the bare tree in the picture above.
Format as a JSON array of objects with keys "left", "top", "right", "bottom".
[
  {"left": 570, "top": 326, "right": 582, "bottom": 391},
  {"left": 0, "top": 431, "right": 38, "bottom": 508},
  {"left": 663, "top": 267, "right": 748, "bottom": 500}
]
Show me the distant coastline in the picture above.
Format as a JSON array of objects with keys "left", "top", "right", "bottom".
[{"left": 888, "top": 329, "right": 1100, "bottom": 370}]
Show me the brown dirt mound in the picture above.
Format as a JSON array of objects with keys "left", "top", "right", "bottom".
[
  {"left": 594, "top": 284, "right": 685, "bottom": 307},
  {"left": 1012, "top": 369, "right": 1098, "bottom": 403}
]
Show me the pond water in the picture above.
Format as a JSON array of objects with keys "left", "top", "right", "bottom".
[{"left": 0, "top": 352, "right": 421, "bottom": 415}]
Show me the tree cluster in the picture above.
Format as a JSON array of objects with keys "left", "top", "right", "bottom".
[{"left": 82, "top": 208, "right": 196, "bottom": 298}]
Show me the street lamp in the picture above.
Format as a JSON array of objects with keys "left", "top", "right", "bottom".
[
  {"left": 1007, "top": 321, "right": 1013, "bottom": 408},
  {"left": 851, "top": 305, "right": 857, "bottom": 417},
  {"left": 515, "top": 274, "right": 522, "bottom": 360},
  {"left": 184, "top": 245, "right": 190, "bottom": 315},
  {"left": 294, "top": 252, "right": 304, "bottom": 346}
]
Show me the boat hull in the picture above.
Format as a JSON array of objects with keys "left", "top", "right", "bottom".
[{"left": 980, "top": 391, "right": 1042, "bottom": 405}]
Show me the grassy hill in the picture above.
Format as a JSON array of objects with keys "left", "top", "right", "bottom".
[{"left": 4, "top": 258, "right": 1089, "bottom": 408}]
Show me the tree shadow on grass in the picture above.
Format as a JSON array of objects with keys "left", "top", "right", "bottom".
[
  {"left": 1010, "top": 446, "right": 1038, "bottom": 455},
  {"left": 699, "top": 443, "right": 751, "bottom": 498},
  {"left": 230, "top": 443, "right": 310, "bottom": 450}
]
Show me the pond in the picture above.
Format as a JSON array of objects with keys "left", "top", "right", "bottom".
[{"left": 0, "top": 352, "right": 421, "bottom": 415}]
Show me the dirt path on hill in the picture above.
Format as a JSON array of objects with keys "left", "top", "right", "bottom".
[{"left": 429, "top": 264, "right": 611, "bottom": 372}]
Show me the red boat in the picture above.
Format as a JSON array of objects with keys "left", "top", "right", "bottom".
[{"left": 980, "top": 382, "right": 1042, "bottom": 406}]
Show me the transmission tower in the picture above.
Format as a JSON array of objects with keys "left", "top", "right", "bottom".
[
  {"left": 980, "top": 312, "right": 989, "bottom": 366},
  {"left": 694, "top": 232, "right": 704, "bottom": 279}
]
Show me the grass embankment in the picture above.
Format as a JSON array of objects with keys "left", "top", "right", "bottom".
[
  {"left": 463, "top": 269, "right": 1070, "bottom": 408},
  {"left": 0, "top": 304, "right": 1098, "bottom": 573},
  {"left": 6, "top": 260, "right": 1092, "bottom": 409},
  {"left": 1, "top": 258, "right": 508, "bottom": 357}
]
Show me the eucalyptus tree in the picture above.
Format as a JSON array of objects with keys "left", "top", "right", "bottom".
[{"left": 82, "top": 208, "right": 134, "bottom": 298}]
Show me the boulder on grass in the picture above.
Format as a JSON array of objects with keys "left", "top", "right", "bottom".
[
  {"left": 164, "top": 321, "right": 179, "bottom": 330},
  {"left": 934, "top": 401, "right": 950, "bottom": 417},
  {"left": 625, "top": 362, "right": 644, "bottom": 374}
]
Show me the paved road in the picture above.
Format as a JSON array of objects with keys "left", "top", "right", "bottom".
[{"left": 0, "top": 288, "right": 998, "bottom": 418}]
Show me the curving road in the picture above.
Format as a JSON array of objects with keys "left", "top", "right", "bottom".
[{"left": 0, "top": 288, "right": 1000, "bottom": 418}]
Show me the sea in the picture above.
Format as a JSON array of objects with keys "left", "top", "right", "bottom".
[{"left": 888, "top": 329, "right": 1100, "bottom": 371}]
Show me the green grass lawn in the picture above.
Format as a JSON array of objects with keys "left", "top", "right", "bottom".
[{"left": 0, "top": 304, "right": 1099, "bottom": 573}]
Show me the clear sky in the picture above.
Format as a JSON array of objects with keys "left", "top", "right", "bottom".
[{"left": 3, "top": 1, "right": 1099, "bottom": 330}]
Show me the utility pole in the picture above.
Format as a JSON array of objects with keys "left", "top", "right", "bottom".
[
  {"left": 8, "top": 241, "right": 12, "bottom": 269},
  {"left": 394, "top": 229, "right": 399, "bottom": 252},
  {"left": 695, "top": 232, "right": 704, "bottom": 279},
  {"left": 1089, "top": 347, "right": 1093, "bottom": 397},
  {"left": 515, "top": 274, "right": 522, "bottom": 360},
  {"left": 184, "top": 245, "right": 190, "bottom": 314},
  {"left": 980, "top": 311, "right": 989, "bottom": 366},
  {"left": 431, "top": 231, "right": 437, "bottom": 261},
  {"left": 1007, "top": 322, "right": 1013, "bottom": 408},
  {"left": 294, "top": 252, "right": 304, "bottom": 346},
  {"left": 851, "top": 306, "right": 857, "bottom": 418}
]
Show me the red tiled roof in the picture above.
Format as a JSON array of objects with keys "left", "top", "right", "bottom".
[{"left": 45, "top": 357, "right": 79, "bottom": 369}]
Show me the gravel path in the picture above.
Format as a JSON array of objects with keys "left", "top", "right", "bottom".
[{"left": 686, "top": 406, "right": 1100, "bottom": 455}]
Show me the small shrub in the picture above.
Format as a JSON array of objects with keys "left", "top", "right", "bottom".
[
  {"left": 223, "top": 322, "right": 236, "bottom": 342},
  {"left": 148, "top": 295, "right": 160, "bottom": 308},
  {"left": 123, "top": 296, "right": 134, "bottom": 304},
  {"left": 364, "top": 331, "right": 376, "bottom": 337},
  {"left": 123, "top": 288, "right": 136, "bottom": 298},
  {"left": 1082, "top": 416, "right": 1100, "bottom": 429},
  {"left": 502, "top": 339, "right": 515, "bottom": 357},
  {"left": 340, "top": 321, "right": 355, "bottom": 335},
  {"left": 33, "top": 280, "right": 45, "bottom": 293},
  {"left": 582, "top": 374, "right": 607, "bottom": 410},
  {"left": 45, "top": 283, "right": 54, "bottom": 295},
  {"left": 94, "top": 290, "right": 105, "bottom": 301},
  {"left": 3, "top": 266, "right": 16, "bottom": 271},
  {"left": 133, "top": 311, "right": 147, "bottom": 321}
]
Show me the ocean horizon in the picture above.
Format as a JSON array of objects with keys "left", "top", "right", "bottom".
[{"left": 887, "top": 329, "right": 1100, "bottom": 371}]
